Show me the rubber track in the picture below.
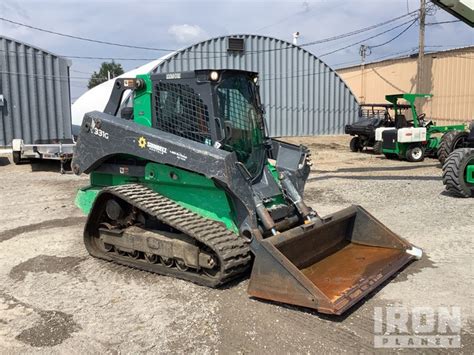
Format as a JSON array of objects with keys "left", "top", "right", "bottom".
[
  {"left": 442, "top": 148, "right": 474, "bottom": 198},
  {"left": 92, "top": 184, "right": 251, "bottom": 287}
]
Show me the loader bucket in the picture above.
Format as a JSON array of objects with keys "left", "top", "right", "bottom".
[{"left": 247, "top": 205, "right": 421, "bottom": 315}]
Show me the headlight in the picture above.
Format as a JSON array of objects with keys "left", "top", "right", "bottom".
[
  {"left": 253, "top": 76, "right": 258, "bottom": 84},
  {"left": 210, "top": 71, "right": 219, "bottom": 81}
]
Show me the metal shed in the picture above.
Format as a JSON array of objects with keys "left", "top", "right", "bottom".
[
  {"left": 153, "top": 34, "right": 359, "bottom": 137},
  {"left": 0, "top": 35, "right": 72, "bottom": 147}
]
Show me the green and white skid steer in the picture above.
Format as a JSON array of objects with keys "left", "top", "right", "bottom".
[
  {"left": 72, "top": 70, "right": 422, "bottom": 315},
  {"left": 375, "top": 94, "right": 468, "bottom": 162}
]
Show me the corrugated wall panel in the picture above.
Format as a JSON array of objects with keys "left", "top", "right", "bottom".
[
  {"left": 337, "top": 47, "right": 474, "bottom": 125},
  {"left": 0, "top": 36, "right": 72, "bottom": 146},
  {"left": 153, "top": 34, "right": 358, "bottom": 137}
]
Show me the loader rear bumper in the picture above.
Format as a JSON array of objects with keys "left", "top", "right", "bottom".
[{"left": 247, "top": 205, "right": 421, "bottom": 315}]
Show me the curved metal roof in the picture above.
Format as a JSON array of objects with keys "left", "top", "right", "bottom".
[
  {"left": 0, "top": 35, "right": 67, "bottom": 60},
  {"left": 153, "top": 34, "right": 359, "bottom": 136},
  {"left": 73, "top": 34, "right": 359, "bottom": 137}
]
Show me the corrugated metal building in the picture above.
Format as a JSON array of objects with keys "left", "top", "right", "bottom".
[
  {"left": 72, "top": 34, "right": 359, "bottom": 137},
  {"left": 337, "top": 46, "right": 474, "bottom": 125},
  {"left": 0, "top": 36, "right": 73, "bottom": 147},
  {"left": 153, "top": 34, "right": 359, "bottom": 137}
]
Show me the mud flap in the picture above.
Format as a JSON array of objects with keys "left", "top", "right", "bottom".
[{"left": 247, "top": 205, "right": 421, "bottom": 315}]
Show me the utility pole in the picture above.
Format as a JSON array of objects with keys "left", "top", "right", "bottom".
[
  {"left": 359, "top": 45, "right": 370, "bottom": 104},
  {"left": 417, "top": 0, "right": 426, "bottom": 94}
]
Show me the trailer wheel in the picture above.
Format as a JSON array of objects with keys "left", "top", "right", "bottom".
[
  {"left": 406, "top": 144, "right": 425, "bottom": 162},
  {"left": 438, "top": 130, "right": 469, "bottom": 165},
  {"left": 442, "top": 148, "right": 474, "bottom": 198},
  {"left": 12, "top": 151, "right": 22, "bottom": 165},
  {"left": 350, "top": 137, "right": 361, "bottom": 152},
  {"left": 373, "top": 141, "right": 382, "bottom": 155}
]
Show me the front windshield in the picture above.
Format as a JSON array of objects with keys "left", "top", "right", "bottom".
[{"left": 216, "top": 73, "right": 265, "bottom": 177}]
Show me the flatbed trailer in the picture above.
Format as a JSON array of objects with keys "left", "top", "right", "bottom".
[{"left": 11, "top": 139, "right": 75, "bottom": 174}]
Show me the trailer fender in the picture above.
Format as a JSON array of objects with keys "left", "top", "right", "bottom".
[{"left": 12, "top": 139, "right": 24, "bottom": 152}]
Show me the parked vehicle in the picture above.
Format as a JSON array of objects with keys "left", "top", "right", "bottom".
[
  {"left": 345, "top": 103, "right": 409, "bottom": 153},
  {"left": 375, "top": 94, "right": 468, "bottom": 162},
  {"left": 71, "top": 70, "right": 422, "bottom": 315}
]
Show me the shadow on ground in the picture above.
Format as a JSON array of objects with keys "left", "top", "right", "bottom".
[
  {"left": 309, "top": 175, "right": 442, "bottom": 182},
  {"left": 30, "top": 160, "right": 72, "bottom": 173},
  {"left": 0, "top": 157, "right": 11, "bottom": 166},
  {"left": 312, "top": 163, "right": 439, "bottom": 174}
]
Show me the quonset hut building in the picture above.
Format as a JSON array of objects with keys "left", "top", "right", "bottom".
[
  {"left": 0, "top": 35, "right": 73, "bottom": 147},
  {"left": 73, "top": 34, "right": 359, "bottom": 137}
]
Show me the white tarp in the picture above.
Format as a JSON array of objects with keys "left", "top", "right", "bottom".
[{"left": 71, "top": 53, "right": 175, "bottom": 131}]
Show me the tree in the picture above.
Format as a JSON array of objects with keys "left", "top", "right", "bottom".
[{"left": 87, "top": 61, "right": 124, "bottom": 89}]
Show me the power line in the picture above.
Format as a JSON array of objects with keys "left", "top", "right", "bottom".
[
  {"left": 333, "top": 48, "right": 419, "bottom": 69},
  {"left": 0, "top": 50, "right": 158, "bottom": 61},
  {"left": 426, "top": 20, "right": 461, "bottom": 25},
  {"left": 0, "top": 16, "right": 418, "bottom": 63},
  {"left": 255, "top": 6, "right": 312, "bottom": 32},
  {"left": 0, "top": 17, "right": 176, "bottom": 52},
  {"left": 297, "top": 10, "right": 418, "bottom": 48},
  {"left": 0, "top": 10, "right": 417, "bottom": 59},
  {"left": 261, "top": 48, "right": 423, "bottom": 81},
  {"left": 368, "top": 19, "right": 418, "bottom": 49},
  {"left": 318, "top": 18, "right": 418, "bottom": 57},
  {"left": 70, "top": 69, "right": 94, "bottom": 75},
  {"left": 0, "top": 70, "right": 106, "bottom": 81}
]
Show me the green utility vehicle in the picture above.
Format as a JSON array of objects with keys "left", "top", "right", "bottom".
[
  {"left": 345, "top": 103, "right": 410, "bottom": 153},
  {"left": 374, "top": 93, "right": 467, "bottom": 162},
  {"left": 71, "top": 69, "right": 422, "bottom": 315}
]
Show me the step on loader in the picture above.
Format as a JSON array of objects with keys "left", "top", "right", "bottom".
[{"left": 72, "top": 70, "right": 422, "bottom": 315}]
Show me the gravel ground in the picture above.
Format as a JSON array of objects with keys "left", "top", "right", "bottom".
[{"left": 0, "top": 135, "right": 472, "bottom": 354}]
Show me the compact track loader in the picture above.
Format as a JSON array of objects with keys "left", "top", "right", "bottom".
[{"left": 73, "top": 70, "right": 421, "bottom": 315}]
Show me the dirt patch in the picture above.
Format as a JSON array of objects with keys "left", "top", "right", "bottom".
[
  {"left": 304, "top": 187, "right": 350, "bottom": 204},
  {"left": 0, "top": 291, "right": 81, "bottom": 347},
  {"left": 9, "top": 255, "right": 86, "bottom": 281},
  {"left": 0, "top": 217, "right": 86, "bottom": 243},
  {"left": 307, "top": 142, "right": 346, "bottom": 151},
  {"left": 16, "top": 310, "right": 80, "bottom": 347}
]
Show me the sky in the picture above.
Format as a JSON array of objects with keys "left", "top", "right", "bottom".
[{"left": 1, "top": 0, "right": 473, "bottom": 101}]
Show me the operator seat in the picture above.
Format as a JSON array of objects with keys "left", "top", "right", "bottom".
[{"left": 395, "top": 114, "right": 408, "bottom": 129}]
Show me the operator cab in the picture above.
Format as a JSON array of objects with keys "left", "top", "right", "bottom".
[{"left": 150, "top": 69, "right": 266, "bottom": 179}]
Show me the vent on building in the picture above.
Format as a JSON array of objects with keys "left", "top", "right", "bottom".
[{"left": 227, "top": 38, "right": 245, "bottom": 52}]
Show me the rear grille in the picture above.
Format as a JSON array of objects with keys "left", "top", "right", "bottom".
[{"left": 153, "top": 82, "right": 211, "bottom": 145}]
